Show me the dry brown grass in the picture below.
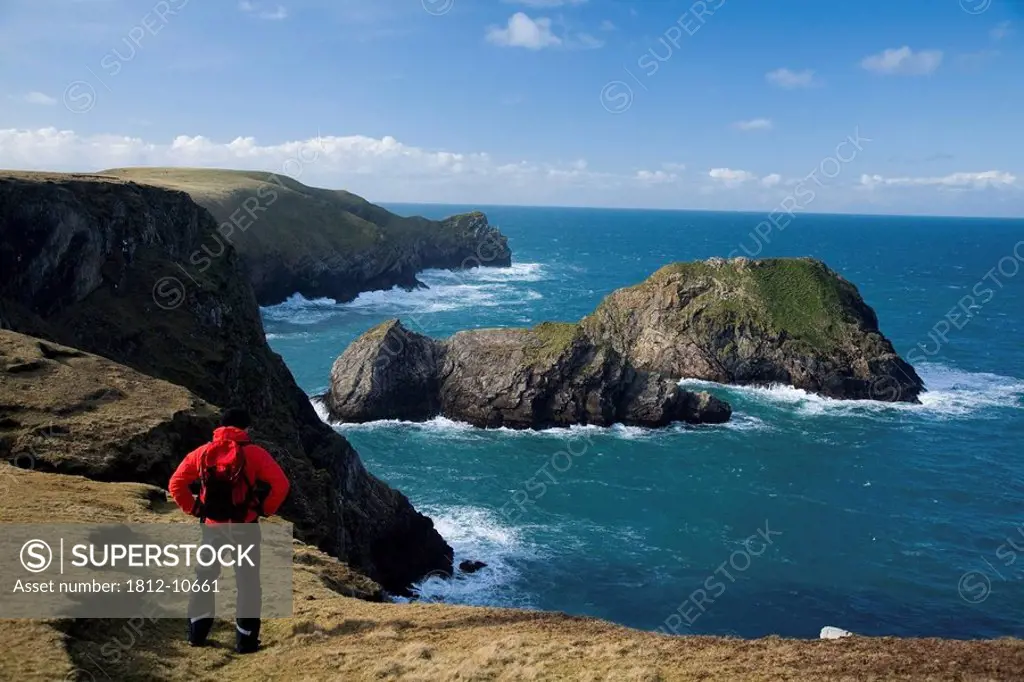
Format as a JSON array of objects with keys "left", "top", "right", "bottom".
[{"left": 1, "top": 467, "right": 1022, "bottom": 681}]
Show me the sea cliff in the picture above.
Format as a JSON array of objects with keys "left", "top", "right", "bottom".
[
  {"left": 0, "top": 170, "right": 453, "bottom": 592},
  {"left": 100, "top": 167, "right": 512, "bottom": 305}
]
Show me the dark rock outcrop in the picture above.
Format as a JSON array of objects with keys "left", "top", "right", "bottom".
[
  {"left": 99, "top": 168, "right": 512, "bottom": 306},
  {"left": 582, "top": 257, "right": 924, "bottom": 402},
  {"left": 324, "top": 320, "right": 732, "bottom": 428},
  {"left": 0, "top": 171, "right": 453, "bottom": 593},
  {"left": 459, "top": 560, "right": 487, "bottom": 574}
]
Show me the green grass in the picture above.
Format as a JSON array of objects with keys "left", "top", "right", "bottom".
[
  {"left": 98, "top": 167, "right": 489, "bottom": 263},
  {"left": 523, "top": 322, "right": 580, "bottom": 367},
  {"left": 361, "top": 319, "right": 401, "bottom": 343},
  {"left": 634, "top": 258, "right": 862, "bottom": 352},
  {"left": 747, "top": 259, "right": 856, "bottom": 349}
]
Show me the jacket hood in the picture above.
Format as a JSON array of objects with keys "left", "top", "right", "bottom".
[{"left": 212, "top": 426, "right": 249, "bottom": 442}]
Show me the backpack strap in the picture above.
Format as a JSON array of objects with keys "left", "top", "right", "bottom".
[
  {"left": 230, "top": 440, "right": 258, "bottom": 522},
  {"left": 237, "top": 441, "right": 266, "bottom": 519},
  {"left": 195, "top": 443, "right": 211, "bottom": 523}
]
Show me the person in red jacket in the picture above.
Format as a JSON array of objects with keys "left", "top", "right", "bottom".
[{"left": 169, "top": 407, "right": 290, "bottom": 654}]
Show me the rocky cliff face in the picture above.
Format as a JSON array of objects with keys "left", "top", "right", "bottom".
[
  {"left": 99, "top": 168, "right": 512, "bottom": 306},
  {"left": 582, "top": 257, "right": 924, "bottom": 402},
  {"left": 325, "top": 320, "right": 732, "bottom": 428},
  {"left": 0, "top": 171, "right": 453, "bottom": 592}
]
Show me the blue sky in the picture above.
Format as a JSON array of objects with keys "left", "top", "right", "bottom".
[{"left": 1, "top": 0, "right": 1022, "bottom": 216}]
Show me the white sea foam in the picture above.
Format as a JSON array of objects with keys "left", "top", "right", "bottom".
[
  {"left": 310, "top": 397, "right": 332, "bottom": 424},
  {"left": 265, "top": 331, "right": 311, "bottom": 341},
  {"left": 261, "top": 294, "right": 342, "bottom": 325},
  {"left": 323, "top": 410, "right": 752, "bottom": 440},
  {"left": 916, "top": 363, "right": 1024, "bottom": 416},
  {"left": 679, "top": 363, "right": 1024, "bottom": 419},
  {"left": 259, "top": 263, "right": 547, "bottom": 323},
  {"left": 334, "top": 415, "right": 479, "bottom": 436},
  {"left": 404, "top": 505, "right": 543, "bottom": 607},
  {"left": 340, "top": 264, "right": 547, "bottom": 315},
  {"left": 721, "top": 413, "right": 772, "bottom": 432},
  {"left": 436, "top": 262, "right": 548, "bottom": 283}
]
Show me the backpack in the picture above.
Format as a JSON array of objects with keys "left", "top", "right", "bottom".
[{"left": 197, "top": 440, "right": 257, "bottom": 523}]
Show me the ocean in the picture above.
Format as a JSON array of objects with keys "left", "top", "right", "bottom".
[{"left": 262, "top": 206, "right": 1024, "bottom": 639}]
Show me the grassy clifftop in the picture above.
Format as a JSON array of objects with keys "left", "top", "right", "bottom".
[
  {"left": 99, "top": 167, "right": 510, "bottom": 305},
  {"left": 4, "top": 466, "right": 1023, "bottom": 680},
  {"left": 102, "top": 167, "right": 383, "bottom": 253},
  {"left": 100, "top": 167, "right": 488, "bottom": 252}
]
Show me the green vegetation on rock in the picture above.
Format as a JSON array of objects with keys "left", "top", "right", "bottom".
[
  {"left": 640, "top": 257, "right": 868, "bottom": 352},
  {"left": 523, "top": 322, "right": 581, "bottom": 367},
  {"left": 583, "top": 256, "right": 921, "bottom": 401},
  {"left": 99, "top": 167, "right": 488, "bottom": 256}
]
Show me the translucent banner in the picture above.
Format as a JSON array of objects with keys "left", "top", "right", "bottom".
[{"left": 0, "top": 522, "right": 294, "bottom": 618}]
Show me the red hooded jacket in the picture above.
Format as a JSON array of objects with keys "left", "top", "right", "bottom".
[{"left": 168, "top": 426, "right": 290, "bottom": 524}]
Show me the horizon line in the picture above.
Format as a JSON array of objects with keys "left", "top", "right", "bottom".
[{"left": 379, "top": 200, "right": 1024, "bottom": 222}]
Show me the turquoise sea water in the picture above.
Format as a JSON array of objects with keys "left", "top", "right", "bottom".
[{"left": 263, "top": 206, "right": 1024, "bottom": 639}]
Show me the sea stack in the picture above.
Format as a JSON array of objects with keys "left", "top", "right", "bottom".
[
  {"left": 582, "top": 257, "right": 924, "bottom": 402},
  {"left": 324, "top": 257, "right": 924, "bottom": 428},
  {"left": 324, "top": 319, "right": 732, "bottom": 429}
]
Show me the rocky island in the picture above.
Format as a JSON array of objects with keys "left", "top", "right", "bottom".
[
  {"left": 100, "top": 167, "right": 512, "bottom": 305},
  {"left": 324, "top": 257, "right": 922, "bottom": 428},
  {"left": 582, "top": 257, "right": 924, "bottom": 402},
  {"left": 324, "top": 319, "right": 732, "bottom": 428}
]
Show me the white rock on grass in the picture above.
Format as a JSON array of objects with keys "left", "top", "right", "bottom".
[{"left": 820, "top": 626, "right": 853, "bottom": 639}]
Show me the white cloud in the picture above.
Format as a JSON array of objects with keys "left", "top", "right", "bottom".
[
  {"left": 765, "top": 68, "right": 816, "bottom": 89},
  {"left": 239, "top": 1, "right": 288, "bottom": 20},
  {"left": 599, "top": 20, "right": 616, "bottom": 31},
  {"left": 708, "top": 168, "right": 758, "bottom": 186},
  {"left": 12, "top": 91, "right": 56, "bottom": 106},
  {"left": 860, "top": 171, "right": 1017, "bottom": 189},
  {"left": 0, "top": 127, "right": 1017, "bottom": 215},
  {"left": 708, "top": 168, "right": 785, "bottom": 189},
  {"left": 487, "top": 13, "right": 561, "bottom": 50},
  {"left": 733, "top": 118, "right": 773, "bottom": 132},
  {"left": 991, "top": 21, "right": 1013, "bottom": 41},
  {"left": 635, "top": 169, "right": 678, "bottom": 184},
  {"left": 0, "top": 127, "right": 622, "bottom": 198},
  {"left": 860, "top": 46, "right": 943, "bottom": 75}
]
